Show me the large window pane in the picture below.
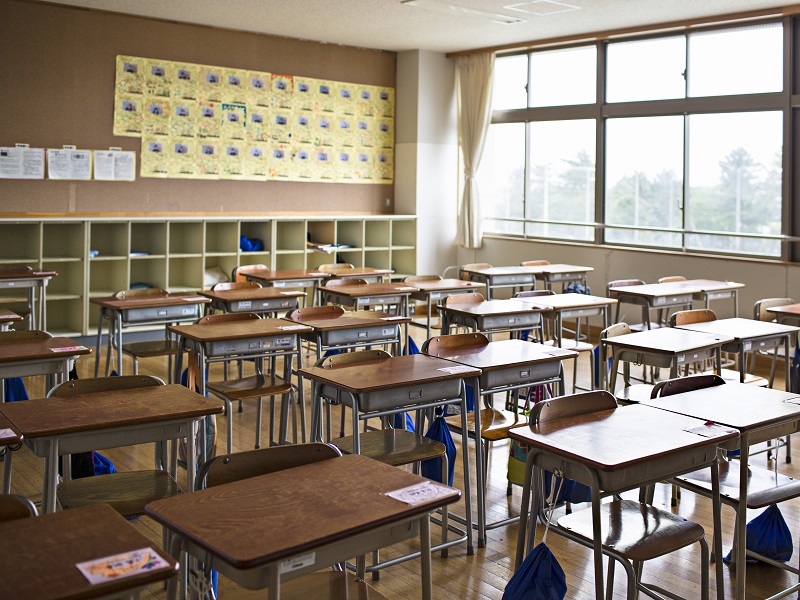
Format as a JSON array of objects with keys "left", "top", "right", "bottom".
[
  {"left": 606, "top": 36, "right": 686, "bottom": 102},
  {"left": 492, "top": 55, "right": 528, "bottom": 111},
  {"left": 480, "top": 123, "right": 525, "bottom": 236},
  {"left": 688, "top": 24, "right": 782, "bottom": 97},
  {"left": 687, "top": 111, "right": 782, "bottom": 256},
  {"left": 530, "top": 46, "right": 596, "bottom": 107},
  {"left": 606, "top": 116, "right": 684, "bottom": 247},
  {"left": 526, "top": 120, "right": 595, "bottom": 241}
]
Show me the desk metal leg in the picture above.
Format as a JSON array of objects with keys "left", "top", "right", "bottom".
[
  {"left": 710, "top": 458, "right": 724, "bottom": 600},
  {"left": 420, "top": 515, "right": 433, "bottom": 600},
  {"left": 472, "top": 377, "right": 486, "bottom": 548},
  {"left": 3, "top": 449, "right": 12, "bottom": 494},
  {"left": 94, "top": 308, "right": 105, "bottom": 378},
  {"left": 734, "top": 439, "right": 750, "bottom": 600},
  {"left": 44, "top": 439, "right": 59, "bottom": 514}
]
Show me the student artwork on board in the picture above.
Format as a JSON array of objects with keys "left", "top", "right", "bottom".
[
  {"left": 172, "top": 64, "right": 197, "bottom": 100},
  {"left": 378, "top": 87, "right": 395, "bottom": 117},
  {"left": 271, "top": 111, "right": 292, "bottom": 144},
  {"left": 145, "top": 60, "right": 171, "bottom": 97},
  {"left": 292, "top": 112, "right": 313, "bottom": 144},
  {"left": 144, "top": 98, "right": 172, "bottom": 136},
  {"left": 221, "top": 144, "right": 245, "bottom": 179},
  {"left": 197, "top": 142, "right": 220, "bottom": 179},
  {"left": 221, "top": 104, "right": 247, "bottom": 140},
  {"left": 356, "top": 117, "right": 375, "bottom": 148},
  {"left": 354, "top": 151, "right": 373, "bottom": 181},
  {"left": 271, "top": 74, "right": 294, "bottom": 110},
  {"left": 248, "top": 71, "right": 271, "bottom": 107},
  {"left": 197, "top": 102, "right": 221, "bottom": 138},
  {"left": 199, "top": 67, "right": 223, "bottom": 102},
  {"left": 336, "top": 148, "right": 354, "bottom": 181},
  {"left": 224, "top": 69, "right": 248, "bottom": 105},
  {"left": 248, "top": 111, "right": 269, "bottom": 142},
  {"left": 140, "top": 137, "right": 169, "bottom": 178},
  {"left": 357, "top": 87, "right": 375, "bottom": 117},
  {"left": 290, "top": 144, "right": 314, "bottom": 180},
  {"left": 337, "top": 118, "right": 354, "bottom": 147},
  {"left": 114, "top": 94, "right": 143, "bottom": 136},
  {"left": 244, "top": 142, "right": 269, "bottom": 180},
  {"left": 377, "top": 119, "right": 394, "bottom": 149},
  {"left": 269, "top": 144, "right": 291, "bottom": 179},
  {"left": 315, "top": 116, "right": 335, "bottom": 147},
  {"left": 315, "top": 82, "right": 335, "bottom": 113},
  {"left": 376, "top": 150, "right": 394, "bottom": 181},
  {"left": 116, "top": 56, "right": 144, "bottom": 95},
  {"left": 294, "top": 78, "right": 315, "bottom": 112},
  {"left": 314, "top": 147, "right": 334, "bottom": 180},
  {"left": 170, "top": 140, "right": 197, "bottom": 178},
  {"left": 171, "top": 101, "right": 197, "bottom": 138},
  {"left": 337, "top": 84, "right": 355, "bottom": 116}
]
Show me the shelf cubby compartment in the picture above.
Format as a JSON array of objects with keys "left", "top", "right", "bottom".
[
  {"left": 391, "top": 248, "right": 417, "bottom": 280},
  {"left": 43, "top": 222, "right": 85, "bottom": 261},
  {"left": 0, "top": 222, "right": 40, "bottom": 263},
  {"left": 391, "top": 219, "right": 416, "bottom": 248},
  {"left": 275, "top": 221, "right": 306, "bottom": 252},
  {"left": 206, "top": 221, "right": 239, "bottom": 254},
  {"left": 336, "top": 220, "right": 364, "bottom": 250},
  {"left": 365, "top": 249, "right": 391, "bottom": 271},
  {"left": 240, "top": 221, "right": 272, "bottom": 255},
  {"left": 334, "top": 248, "right": 363, "bottom": 267},
  {"left": 45, "top": 298, "right": 84, "bottom": 337},
  {"left": 204, "top": 256, "right": 239, "bottom": 288},
  {"left": 307, "top": 220, "right": 336, "bottom": 247},
  {"left": 238, "top": 253, "right": 271, "bottom": 270},
  {"left": 89, "top": 222, "right": 129, "bottom": 260},
  {"left": 130, "top": 257, "right": 167, "bottom": 291},
  {"left": 130, "top": 222, "right": 167, "bottom": 257},
  {"left": 364, "top": 220, "right": 391, "bottom": 249},
  {"left": 169, "top": 221, "right": 204, "bottom": 256},
  {"left": 43, "top": 260, "right": 84, "bottom": 299},
  {"left": 89, "top": 258, "right": 129, "bottom": 297},
  {"left": 168, "top": 256, "right": 204, "bottom": 292},
  {"left": 274, "top": 252, "right": 306, "bottom": 271}
]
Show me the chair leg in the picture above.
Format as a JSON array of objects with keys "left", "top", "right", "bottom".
[
  {"left": 255, "top": 397, "right": 263, "bottom": 449},
  {"left": 225, "top": 399, "right": 233, "bottom": 455}
]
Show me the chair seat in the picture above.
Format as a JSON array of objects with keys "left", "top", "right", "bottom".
[
  {"left": 121, "top": 339, "right": 179, "bottom": 358},
  {"left": 557, "top": 499, "right": 705, "bottom": 562},
  {"left": 207, "top": 375, "right": 292, "bottom": 401},
  {"left": 614, "top": 384, "right": 654, "bottom": 405},
  {"left": 332, "top": 429, "right": 445, "bottom": 467},
  {"left": 224, "top": 572, "right": 390, "bottom": 599},
  {"left": 542, "top": 339, "right": 594, "bottom": 353},
  {"left": 58, "top": 470, "right": 182, "bottom": 516},
  {"left": 444, "top": 408, "right": 526, "bottom": 441},
  {"left": 676, "top": 461, "right": 800, "bottom": 509}
]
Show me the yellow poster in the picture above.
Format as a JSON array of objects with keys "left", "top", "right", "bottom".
[
  {"left": 197, "top": 141, "right": 220, "bottom": 179},
  {"left": 271, "top": 110, "right": 292, "bottom": 144},
  {"left": 221, "top": 104, "right": 247, "bottom": 141},
  {"left": 140, "top": 137, "right": 169, "bottom": 178},
  {"left": 315, "top": 81, "right": 335, "bottom": 113},
  {"left": 336, "top": 83, "right": 356, "bottom": 116},
  {"left": 247, "top": 109, "right": 269, "bottom": 142},
  {"left": 357, "top": 87, "right": 375, "bottom": 117},
  {"left": 377, "top": 119, "right": 394, "bottom": 149},
  {"left": 376, "top": 150, "right": 393, "bottom": 182},
  {"left": 292, "top": 111, "right": 313, "bottom": 144},
  {"left": 144, "top": 98, "right": 171, "bottom": 136},
  {"left": 197, "top": 102, "right": 222, "bottom": 139},
  {"left": 145, "top": 60, "right": 171, "bottom": 98},
  {"left": 113, "top": 94, "right": 143, "bottom": 137},
  {"left": 198, "top": 67, "right": 224, "bottom": 102},
  {"left": 291, "top": 144, "right": 314, "bottom": 181},
  {"left": 116, "top": 56, "right": 144, "bottom": 95},
  {"left": 271, "top": 74, "right": 294, "bottom": 110},
  {"left": 356, "top": 117, "right": 375, "bottom": 147},
  {"left": 354, "top": 150, "right": 373, "bottom": 181},
  {"left": 220, "top": 143, "right": 245, "bottom": 179},
  {"left": 314, "top": 114, "right": 335, "bottom": 147},
  {"left": 294, "top": 78, "right": 316, "bottom": 112},
  {"left": 269, "top": 144, "right": 291, "bottom": 179},
  {"left": 377, "top": 87, "right": 395, "bottom": 118},
  {"left": 171, "top": 101, "right": 197, "bottom": 138},
  {"left": 169, "top": 139, "right": 197, "bottom": 178},
  {"left": 172, "top": 63, "right": 197, "bottom": 100},
  {"left": 336, "top": 148, "right": 355, "bottom": 181},
  {"left": 244, "top": 142, "right": 270, "bottom": 180},
  {"left": 223, "top": 69, "right": 248, "bottom": 104},
  {"left": 314, "top": 147, "right": 334, "bottom": 181},
  {"left": 248, "top": 71, "right": 271, "bottom": 107},
  {"left": 336, "top": 117, "right": 354, "bottom": 147}
]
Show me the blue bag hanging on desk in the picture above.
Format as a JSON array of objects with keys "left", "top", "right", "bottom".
[
  {"left": 724, "top": 504, "right": 793, "bottom": 564},
  {"left": 4, "top": 377, "right": 29, "bottom": 402},
  {"left": 421, "top": 409, "right": 456, "bottom": 486}
]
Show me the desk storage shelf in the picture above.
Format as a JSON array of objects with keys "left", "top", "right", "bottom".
[{"left": 0, "top": 215, "right": 416, "bottom": 336}]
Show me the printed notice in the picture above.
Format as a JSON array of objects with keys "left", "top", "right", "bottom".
[
  {"left": 437, "top": 365, "right": 475, "bottom": 374},
  {"left": 94, "top": 151, "right": 136, "bottom": 181},
  {"left": 385, "top": 481, "right": 459, "bottom": 506},
  {"left": 0, "top": 147, "right": 45, "bottom": 179},
  {"left": 683, "top": 423, "right": 738, "bottom": 438},
  {"left": 50, "top": 345, "right": 89, "bottom": 353},
  {"left": 47, "top": 149, "right": 92, "bottom": 180},
  {"left": 76, "top": 547, "right": 170, "bottom": 585},
  {"left": 380, "top": 316, "right": 407, "bottom": 321},
  {"left": 0, "top": 428, "right": 17, "bottom": 440}
]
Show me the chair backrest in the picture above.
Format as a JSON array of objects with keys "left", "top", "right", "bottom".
[
  {"left": 520, "top": 260, "right": 550, "bottom": 267},
  {"left": 114, "top": 288, "right": 169, "bottom": 299},
  {"left": 286, "top": 305, "right": 346, "bottom": 320},
  {"left": 607, "top": 279, "right": 645, "bottom": 299},
  {"left": 670, "top": 308, "right": 716, "bottom": 327},
  {"left": 325, "top": 277, "right": 368, "bottom": 288},
  {"left": 212, "top": 281, "right": 262, "bottom": 291},
  {"left": 754, "top": 297, "right": 796, "bottom": 321},
  {"left": 404, "top": 275, "right": 442, "bottom": 283},
  {"left": 314, "top": 349, "right": 391, "bottom": 367},
  {"left": 48, "top": 375, "right": 164, "bottom": 397},
  {"left": 460, "top": 263, "right": 492, "bottom": 280},
  {"left": 0, "top": 330, "right": 53, "bottom": 342},
  {"left": 0, "top": 494, "right": 37, "bottom": 522},
  {"left": 651, "top": 374, "right": 725, "bottom": 398},
  {"left": 445, "top": 292, "right": 485, "bottom": 306},
  {"left": 531, "top": 390, "right": 618, "bottom": 425},
  {"left": 317, "top": 263, "right": 354, "bottom": 272},
  {"left": 422, "top": 332, "right": 490, "bottom": 355},
  {"left": 232, "top": 264, "right": 268, "bottom": 282},
  {"left": 195, "top": 312, "right": 261, "bottom": 326},
  {"left": 196, "top": 443, "right": 342, "bottom": 490},
  {"left": 658, "top": 275, "right": 687, "bottom": 284},
  {"left": 600, "top": 322, "right": 632, "bottom": 340},
  {"left": 513, "top": 290, "right": 555, "bottom": 299}
]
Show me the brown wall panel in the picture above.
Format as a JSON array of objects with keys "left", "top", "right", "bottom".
[{"left": 0, "top": 0, "right": 396, "bottom": 215}]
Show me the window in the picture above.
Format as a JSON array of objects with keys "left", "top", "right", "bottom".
[
  {"left": 480, "top": 123, "right": 525, "bottom": 236},
  {"left": 530, "top": 46, "right": 596, "bottom": 107},
  {"left": 606, "top": 37, "right": 685, "bottom": 103},
  {"left": 492, "top": 54, "right": 528, "bottom": 110}
]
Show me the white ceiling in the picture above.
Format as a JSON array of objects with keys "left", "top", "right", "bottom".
[{"left": 47, "top": 0, "right": 789, "bottom": 53}]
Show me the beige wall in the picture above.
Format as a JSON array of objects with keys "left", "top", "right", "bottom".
[{"left": 0, "top": 0, "right": 396, "bottom": 215}]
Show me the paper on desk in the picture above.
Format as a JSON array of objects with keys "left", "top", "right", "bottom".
[
  {"left": 437, "top": 365, "right": 474, "bottom": 374},
  {"left": 181, "top": 296, "right": 207, "bottom": 302},
  {"left": 683, "top": 423, "right": 737, "bottom": 438},
  {"left": 0, "top": 428, "right": 17, "bottom": 440},
  {"left": 279, "top": 325, "right": 307, "bottom": 330},
  {"left": 76, "top": 547, "right": 169, "bottom": 584},
  {"left": 50, "top": 346, "right": 88, "bottom": 353},
  {"left": 381, "top": 315, "right": 406, "bottom": 321},
  {"left": 385, "top": 481, "right": 459, "bottom": 506}
]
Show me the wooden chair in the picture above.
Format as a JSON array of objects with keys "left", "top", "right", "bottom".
[
  {"left": 531, "top": 391, "right": 711, "bottom": 600},
  {"left": 0, "top": 494, "right": 37, "bottom": 522},
  {"left": 607, "top": 279, "right": 651, "bottom": 331},
  {"left": 48, "top": 375, "right": 183, "bottom": 517},
  {"left": 599, "top": 322, "right": 653, "bottom": 404},
  {"left": 206, "top": 281, "right": 262, "bottom": 317},
  {"left": 513, "top": 289, "right": 554, "bottom": 342},
  {"left": 459, "top": 263, "right": 491, "bottom": 281},
  {"left": 111, "top": 289, "right": 179, "bottom": 383},
  {"left": 520, "top": 259, "right": 549, "bottom": 267},
  {"left": 444, "top": 292, "right": 485, "bottom": 334},
  {"left": 317, "top": 263, "right": 355, "bottom": 272},
  {"left": 197, "top": 312, "right": 299, "bottom": 452},
  {"left": 533, "top": 297, "right": 594, "bottom": 393},
  {"left": 405, "top": 275, "right": 444, "bottom": 329},
  {"left": 753, "top": 297, "right": 796, "bottom": 387},
  {"left": 232, "top": 263, "right": 268, "bottom": 283},
  {"left": 653, "top": 375, "right": 800, "bottom": 571},
  {"left": 656, "top": 275, "right": 691, "bottom": 326}
]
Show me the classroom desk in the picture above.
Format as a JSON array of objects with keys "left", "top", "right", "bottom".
[
  {"left": 0, "top": 266, "right": 57, "bottom": 330},
  {"left": 243, "top": 268, "right": 330, "bottom": 307},
  {"left": 461, "top": 264, "right": 593, "bottom": 298},
  {"left": 424, "top": 338, "right": 577, "bottom": 546},
  {"left": 146, "top": 453, "right": 460, "bottom": 600},
  {"left": 91, "top": 292, "right": 210, "bottom": 378},
  {"left": 0, "top": 503, "right": 177, "bottom": 600},
  {"left": 407, "top": 278, "right": 485, "bottom": 339},
  {"left": 200, "top": 286, "right": 305, "bottom": 316},
  {"left": 0, "top": 332, "right": 92, "bottom": 402},
  {"left": 518, "top": 292, "right": 616, "bottom": 348},
  {"left": 0, "top": 383, "right": 222, "bottom": 514},
  {"left": 439, "top": 298, "right": 543, "bottom": 338},
  {"left": 0, "top": 413, "right": 21, "bottom": 494},
  {"left": 169, "top": 317, "right": 313, "bottom": 445},
  {"left": 642, "top": 383, "right": 800, "bottom": 600},
  {"left": 320, "top": 266, "right": 394, "bottom": 283},
  {"left": 0, "top": 308, "right": 22, "bottom": 330},
  {"left": 511, "top": 403, "right": 736, "bottom": 600},
  {"left": 611, "top": 280, "right": 745, "bottom": 328},
  {"left": 603, "top": 327, "right": 733, "bottom": 392},
  {"left": 319, "top": 281, "right": 416, "bottom": 314},
  {"left": 300, "top": 353, "right": 480, "bottom": 553},
  {"left": 766, "top": 302, "right": 800, "bottom": 324},
  {"left": 675, "top": 317, "right": 799, "bottom": 388},
  {"left": 531, "top": 263, "right": 594, "bottom": 291}
]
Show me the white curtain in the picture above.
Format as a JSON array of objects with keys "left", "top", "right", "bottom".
[{"left": 456, "top": 52, "right": 495, "bottom": 249}]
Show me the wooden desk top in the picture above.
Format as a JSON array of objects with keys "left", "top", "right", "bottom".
[
  {"left": 767, "top": 303, "right": 800, "bottom": 318},
  {"left": 517, "top": 292, "right": 616, "bottom": 311},
  {"left": 612, "top": 279, "right": 743, "bottom": 298},
  {"left": 0, "top": 413, "right": 21, "bottom": 446},
  {"left": 439, "top": 299, "right": 542, "bottom": 317},
  {"left": 145, "top": 454, "right": 460, "bottom": 571},
  {"left": 642, "top": 383, "right": 800, "bottom": 433},
  {"left": 90, "top": 292, "right": 210, "bottom": 309},
  {"left": 675, "top": 317, "right": 799, "bottom": 340},
  {"left": 0, "top": 308, "right": 22, "bottom": 323},
  {"left": 289, "top": 310, "right": 410, "bottom": 331},
  {"left": 509, "top": 403, "right": 737, "bottom": 473},
  {"left": 602, "top": 326, "right": 733, "bottom": 353},
  {"left": 0, "top": 335, "right": 92, "bottom": 363},
  {"left": 0, "top": 384, "right": 222, "bottom": 439},
  {"left": 462, "top": 264, "right": 592, "bottom": 276},
  {"left": 424, "top": 338, "right": 577, "bottom": 371},
  {"left": 199, "top": 288, "right": 305, "bottom": 302},
  {"left": 318, "top": 282, "right": 419, "bottom": 297},
  {"left": 671, "top": 279, "right": 745, "bottom": 292},
  {"left": 408, "top": 279, "right": 485, "bottom": 293},
  {"left": 0, "top": 267, "right": 57, "bottom": 280},
  {"left": 244, "top": 269, "right": 331, "bottom": 282},
  {"left": 0, "top": 503, "right": 176, "bottom": 600},
  {"left": 300, "top": 353, "right": 481, "bottom": 393},
  {"left": 169, "top": 318, "right": 312, "bottom": 342},
  {"left": 324, "top": 267, "right": 395, "bottom": 277}
]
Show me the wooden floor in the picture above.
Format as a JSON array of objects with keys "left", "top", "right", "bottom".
[{"left": 9, "top": 326, "right": 800, "bottom": 600}]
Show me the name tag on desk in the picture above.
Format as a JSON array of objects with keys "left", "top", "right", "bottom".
[
  {"left": 280, "top": 551, "right": 316, "bottom": 575},
  {"left": 237, "top": 300, "right": 252, "bottom": 310}
]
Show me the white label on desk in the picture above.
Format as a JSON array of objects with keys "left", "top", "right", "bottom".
[
  {"left": 76, "top": 547, "right": 170, "bottom": 585},
  {"left": 181, "top": 308, "right": 194, "bottom": 315},
  {"left": 279, "top": 325, "right": 306, "bottom": 330},
  {"left": 181, "top": 297, "right": 207, "bottom": 302},
  {"left": 429, "top": 292, "right": 441, "bottom": 299},
  {"left": 677, "top": 355, "right": 685, "bottom": 363},
  {"left": 0, "top": 428, "right": 16, "bottom": 440},
  {"left": 682, "top": 423, "right": 738, "bottom": 438},
  {"left": 357, "top": 297, "right": 369, "bottom": 305},
  {"left": 279, "top": 551, "right": 316, "bottom": 574},
  {"left": 382, "top": 328, "right": 394, "bottom": 336},
  {"left": 381, "top": 316, "right": 406, "bottom": 321},
  {"left": 655, "top": 297, "right": 666, "bottom": 305},
  {"left": 308, "top": 272, "right": 326, "bottom": 276},
  {"left": 279, "top": 291, "right": 298, "bottom": 295},
  {"left": 395, "top": 286, "right": 416, "bottom": 291},
  {"left": 273, "top": 281, "right": 286, "bottom": 287},
  {"left": 50, "top": 345, "right": 88, "bottom": 353},
  {"left": 743, "top": 341, "right": 752, "bottom": 351},
  {"left": 237, "top": 300, "right": 252, "bottom": 310},
  {"left": 385, "top": 481, "right": 460, "bottom": 506},
  {"left": 437, "top": 365, "right": 474, "bottom": 374}
]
